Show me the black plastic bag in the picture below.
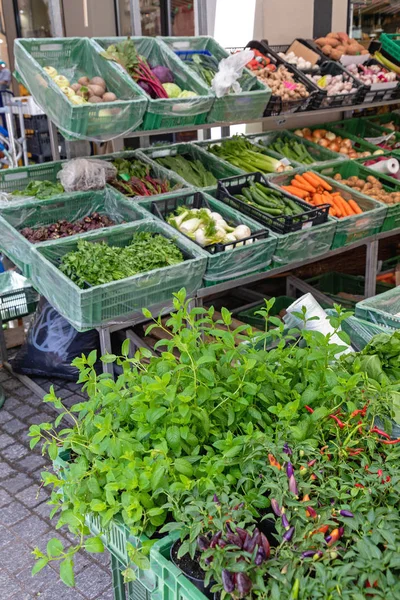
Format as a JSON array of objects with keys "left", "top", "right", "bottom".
[{"left": 11, "top": 297, "right": 99, "bottom": 380}]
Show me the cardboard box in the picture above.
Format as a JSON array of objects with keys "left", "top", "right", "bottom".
[{"left": 286, "top": 40, "right": 320, "bottom": 66}]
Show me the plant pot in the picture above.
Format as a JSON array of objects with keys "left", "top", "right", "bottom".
[
  {"left": 256, "top": 511, "right": 278, "bottom": 547},
  {"left": 170, "top": 539, "right": 214, "bottom": 600}
]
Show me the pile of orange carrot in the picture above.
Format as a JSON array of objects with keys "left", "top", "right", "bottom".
[{"left": 281, "top": 171, "right": 363, "bottom": 218}]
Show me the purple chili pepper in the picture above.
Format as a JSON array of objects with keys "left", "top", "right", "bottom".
[
  {"left": 306, "top": 506, "right": 317, "bottom": 519},
  {"left": 222, "top": 570, "right": 235, "bottom": 594},
  {"left": 338, "top": 527, "right": 344, "bottom": 538},
  {"left": 283, "top": 442, "right": 293, "bottom": 456},
  {"left": 213, "top": 494, "right": 220, "bottom": 505},
  {"left": 270, "top": 498, "right": 282, "bottom": 517},
  {"left": 209, "top": 531, "right": 222, "bottom": 548},
  {"left": 288, "top": 474, "right": 298, "bottom": 496},
  {"left": 286, "top": 461, "right": 294, "bottom": 478},
  {"left": 260, "top": 533, "right": 271, "bottom": 559},
  {"left": 226, "top": 532, "right": 242, "bottom": 547},
  {"left": 236, "top": 527, "right": 248, "bottom": 543},
  {"left": 282, "top": 514, "right": 290, "bottom": 530},
  {"left": 197, "top": 535, "right": 209, "bottom": 551},
  {"left": 236, "top": 573, "right": 252, "bottom": 596},
  {"left": 340, "top": 510, "right": 354, "bottom": 518},
  {"left": 308, "top": 459, "right": 317, "bottom": 467},
  {"left": 218, "top": 539, "right": 227, "bottom": 548},
  {"left": 330, "top": 499, "right": 336, "bottom": 506},
  {"left": 325, "top": 535, "right": 332, "bottom": 544},
  {"left": 302, "top": 550, "right": 315, "bottom": 558},
  {"left": 255, "top": 547, "right": 266, "bottom": 565},
  {"left": 283, "top": 526, "right": 295, "bottom": 542}
]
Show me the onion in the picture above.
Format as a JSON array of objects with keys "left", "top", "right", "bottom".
[
  {"left": 313, "top": 129, "right": 327, "bottom": 139},
  {"left": 318, "top": 139, "right": 329, "bottom": 148},
  {"left": 339, "top": 146, "right": 349, "bottom": 154},
  {"left": 328, "top": 142, "right": 340, "bottom": 152},
  {"left": 342, "top": 138, "right": 353, "bottom": 148},
  {"left": 325, "top": 131, "right": 336, "bottom": 141}
]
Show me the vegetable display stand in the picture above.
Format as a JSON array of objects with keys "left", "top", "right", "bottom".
[
  {"left": 159, "top": 36, "right": 271, "bottom": 124},
  {"left": 150, "top": 533, "right": 208, "bottom": 600},
  {"left": 314, "top": 159, "right": 400, "bottom": 232},
  {"left": 355, "top": 286, "right": 400, "bottom": 329},
  {"left": 307, "top": 61, "right": 365, "bottom": 110},
  {"left": 97, "top": 150, "right": 190, "bottom": 199},
  {"left": 139, "top": 190, "right": 277, "bottom": 287},
  {"left": 14, "top": 37, "right": 148, "bottom": 140},
  {"left": 0, "top": 187, "right": 148, "bottom": 278},
  {"left": 241, "top": 40, "right": 319, "bottom": 116},
  {"left": 29, "top": 219, "right": 207, "bottom": 331},
  {"left": 138, "top": 143, "right": 240, "bottom": 193},
  {"left": 328, "top": 118, "right": 400, "bottom": 148},
  {"left": 247, "top": 130, "right": 345, "bottom": 167},
  {"left": 268, "top": 168, "right": 387, "bottom": 249},
  {"left": 217, "top": 172, "right": 330, "bottom": 234},
  {"left": 380, "top": 33, "right": 400, "bottom": 65},
  {"left": 0, "top": 271, "right": 38, "bottom": 322},
  {"left": 365, "top": 111, "right": 400, "bottom": 132},
  {"left": 349, "top": 58, "right": 400, "bottom": 104},
  {"left": 92, "top": 37, "right": 214, "bottom": 131},
  {"left": 290, "top": 123, "right": 379, "bottom": 157},
  {"left": 305, "top": 272, "right": 393, "bottom": 310},
  {"left": 271, "top": 220, "right": 336, "bottom": 267}
]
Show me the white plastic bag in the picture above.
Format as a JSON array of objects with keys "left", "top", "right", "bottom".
[
  {"left": 58, "top": 158, "right": 117, "bottom": 192},
  {"left": 211, "top": 50, "right": 254, "bottom": 98}
]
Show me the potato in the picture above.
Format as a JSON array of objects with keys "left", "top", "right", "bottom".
[
  {"left": 338, "top": 32, "right": 350, "bottom": 44},
  {"left": 315, "top": 37, "right": 331, "bottom": 47},
  {"left": 328, "top": 38, "right": 340, "bottom": 48},
  {"left": 347, "top": 43, "right": 360, "bottom": 56},
  {"left": 87, "top": 84, "right": 105, "bottom": 97},
  {"left": 361, "top": 49, "right": 369, "bottom": 55},
  {"left": 327, "top": 32, "right": 340, "bottom": 40},
  {"left": 102, "top": 92, "right": 117, "bottom": 102},
  {"left": 88, "top": 95, "right": 103, "bottom": 103},
  {"left": 321, "top": 44, "right": 333, "bottom": 56},
  {"left": 90, "top": 76, "right": 107, "bottom": 90},
  {"left": 330, "top": 49, "right": 343, "bottom": 60},
  {"left": 71, "top": 83, "right": 81, "bottom": 92},
  {"left": 78, "top": 76, "right": 90, "bottom": 85},
  {"left": 336, "top": 45, "right": 346, "bottom": 54}
]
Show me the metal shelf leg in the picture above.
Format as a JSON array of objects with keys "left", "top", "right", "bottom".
[{"left": 365, "top": 239, "right": 379, "bottom": 298}]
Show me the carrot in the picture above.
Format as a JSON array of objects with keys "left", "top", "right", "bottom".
[
  {"left": 338, "top": 196, "right": 354, "bottom": 217},
  {"left": 292, "top": 180, "right": 312, "bottom": 192},
  {"left": 282, "top": 185, "right": 309, "bottom": 199},
  {"left": 302, "top": 172, "right": 322, "bottom": 189},
  {"left": 331, "top": 197, "right": 343, "bottom": 218},
  {"left": 313, "top": 193, "right": 323, "bottom": 205},
  {"left": 294, "top": 175, "right": 316, "bottom": 193},
  {"left": 349, "top": 199, "right": 363, "bottom": 215},
  {"left": 305, "top": 171, "right": 333, "bottom": 191}
]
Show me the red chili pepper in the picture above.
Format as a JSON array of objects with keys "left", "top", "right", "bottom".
[
  {"left": 386, "top": 475, "right": 391, "bottom": 482},
  {"left": 326, "top": 528, "right": 341, "bottom": 546},
  {"left": 380, "top": 438, "right": 400, "bottom": 445},
  {"left": 377, "top": 469, "right": 383, "bottom": 477},
  {"left": 329, "top": 415, "right": 346, "bottom": 429},
  {"left": 310, "top": 473, "right": 317, "bottom": 481},
  {"left": 348, "top": 448, "right": 363, "bottom": 456},
  {"left": 371, "top": 427, "right": 390, "bottom": 439},
  {"left": 308, "top": 459, "right": 317, "bottom": 467},
  {"left": 355, "top": 483, "right": 364, "bottom": 488},
  {"left": 268, "top": 453, "right": 282, "bottom": 469},
  {"left": 310, "top": 524, "right": 329, "bottom": 537},
  {"left": 302, "top": 494, "right": 310, "bottom": 502},
  {"left": 305, "top": 405, "right": 314, "bottom": 414}
]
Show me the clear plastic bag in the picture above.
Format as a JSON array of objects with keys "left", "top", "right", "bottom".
[
  {"left": 355, "top": 287, "right": 400, "bottom": 329},
  {"left": 211, "top": 50, "right": 255, "bottom": 98},
  {"left": 58, "top": 158, "right": 117, "bottom": 192}
]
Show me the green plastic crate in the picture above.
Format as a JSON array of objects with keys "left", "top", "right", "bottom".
[
  {"left": 268, "top": 168, "right": 387, "bottom": 249},
  {"left": 237, "top": 296, "right": 295, "bottom": 329},
  {"left": 305, "top": 272, "right": 393, "bottom": 310},
  {"left": 138, "top": 190, "right": 277, "bottom": 286},
  {"left": 14, "top": 37, "right": 147, "bottom": 140},
  {"left": 271, "top": 219, "right": 336, "bottom": 268},
  {"left": 328, "top": 118, "right": 400, "bottom": 148},
  {"left": 138, "top": 143, "right": 240, "bottom": 193},
  {"left": 290, "top": 125, "right": 379, "bottom": 157},
  {"left": 380, "top": 33, "right": 400, "bottom": 65},
  {"left": 0, "top": 160, "right": 65, "bottom": 195},
  {"left": 0, "top": 271, "right": 38, "bottom": 322},
  {"left": 355, "top": 286, "right": 400, "bottom": 329},
  {"left": 29, "top": 219, "right": 207, "bottom": 331},
  {"left": 92, "top": 37, "right": 214, "bottom": 131},
  {"left": 150, "top": 533, "right": 208, "bottom": 600},
  {"left": 159, "top": 35, "right": 271, "bottom": 124},
  {"left": 382, "top": 254, "right": 400, "bottom": 271},
  {"left": 96, "top": 150, "right": 190, "bottom": 199},
  {"left": 314, "top": 160, "right": 400, "bottom": 233},
  {"left": 111, "top": 554, "right": 151, "bottom": 600},
  {"left": 364, "top": 111, "right": 400, "bottom": 133},
  {"left": 0, "top": 187, "right": 148, "bottom": 278},
  {"left": 247, "top": 130, "right": 346, "bottom": 168}
]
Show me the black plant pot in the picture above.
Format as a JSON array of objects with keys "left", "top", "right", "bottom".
[
  {"left": 256, "top": 512, "right": 278, "bottom": 547},
  {"left": 170, "top": 539, "right": 214, "bottom": 600}
]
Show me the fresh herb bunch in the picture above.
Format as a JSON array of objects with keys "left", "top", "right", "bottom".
[
  {"left": 59, "top": 232, "right": 184, "bottom": 288},
  {"left": 111, "top": 157, "right": 179, "bottom": 197},
  {"left": 12, "top": 180, "right": 64, "bottom": 199},
  {"left": 156, "top": 153, "right": 217, "bottom": 187}
]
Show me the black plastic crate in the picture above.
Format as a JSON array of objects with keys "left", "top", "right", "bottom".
[
  {"left": 262, "top": 39, "right": 323, "bottom": 74},
  {"left": 23, "top": 114, "right": 50, "bottom": 134},
  {"left": 308, "top": 61, "right": 365, "bottom": 110},
  {"left": 348, "top": 58, "right": 400, "bottom": 103},
  {"left": 26, "top": 132, "right": 65, "bottom": 159},
  {"left": 217, "top": 172, "right": 330, "bottom": 235},
  {"left": 150, "top": 191, "right": 269, "bottom": 253}
]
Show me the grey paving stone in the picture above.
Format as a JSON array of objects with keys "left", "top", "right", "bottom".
[
  {"left": 11, "top": 404, "right": 37, "bottom": 420},
  {"left": 1, "top": 378, "right": 25, "bottom": 393},
  {"left": 12, "top": 514, "right": 50, "bottom": 544},
  {"left": 2, "top": 417, "right": 27, "bottom": 435},
  {"left": 0, "top": 524, "right": 16, "bottom": 546},
  {"left": 32, "top": 501, "right": 53, "bottom": 523},
  {"left": 74, "top": 563, "right": 112, "bottom": 600},
  {"left": 54, "top": 388, "right": 74, "bottom": 400},
  {"left": 39, "top": 581, "right": 87, "bottom": 600},
  {"left": 28, "top": 414, "right": 52, "bottom": 426},
  {"left": 16, "top": 484, "right": 46, "bottom": 509},
  {"left": 0, "top": 500, "right": 30, "bottom": 526},
  {"left": 0, "top": 432, "right": 14, "bottom": 449},
  {"left": 13, "top": 386, "right": 35, "bottom": 400},
  {"left": 0, "top": 369, "right": 11, "bottom": 382},
  {"left": 0, "top": 540, "right": 33, "bottom": 574},
  {"left": 98, "top": 587, "right": 114, "bottom": 600},
  {"left": 0, "top": 409, "right": 14, "bottom": 424},
  {"left": 16, "top": 563, "right": 60, "bottom": 595},
  {"left": 1, "top": 442, "right": 30, "bottom": 461},
  {"left": 10, "top": 593, "right": 35, "bottom": 600},
  {"left": 0, "top": 487, "right": 12, "bottom": 508},
  {"left": 0, "top": 462, "right": 17, "bottom": 480},
  {"left": 17, "top": 453, "right": 47, "bottom": 474},
  {"left": 3, "top": 472, "right": 33, "bottom": 494},
  {"left": 0, "top": 569, "right": 24, "bottom": 597}
]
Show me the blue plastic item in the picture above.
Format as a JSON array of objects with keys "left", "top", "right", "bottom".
[{"left": 175, "top": 49, "right": 213, "bottom": 61}]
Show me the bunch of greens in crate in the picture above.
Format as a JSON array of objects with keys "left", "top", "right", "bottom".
[
  {"left": 233, "top": 181, "right": 305, "bottom": 218},
  {"left": 208, "top": 136, "right": 293, "bottom": 174},
  {"left": 29, "top": 292, "right": 383, "bottom": 585},
  {"left": 269, "top": 137, "right": 316, "bottom": 165},
  {"left": 180, "top": 52, "right": 256, "bottom": 92},
  {"left": 111, "top": 157, "right": 179, "bottom": 197},
  {"left": 12, "top": 180, "right": 64, "bottom": 199},
  {"left": 156, "top": 153, "right": 217, "bottom": 187},
  {"left": 59, "top": 232, "right": 184, "bottom": 287}
]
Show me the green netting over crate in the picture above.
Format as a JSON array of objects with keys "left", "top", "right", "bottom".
[
  {"left": 138, "top": 190, "right": 277, "bottom": 286},
  {"left": 14, "top": 38, "right": 148, "bottom": 141},
  {"left": 268, "top": 168, "right": 387, "bottom": 249},
  {"left": 355, "top": 287, "right": 400, "bottom": 329},
  {"left": 138, "top": 143, "right": 241, "bottom": 192},
  {"left": 30, "top": 219, "right": 207, "bottom": 331},
  {"left": 151, "top": 533, "right": 208, "bottom": 600},
  {"left": 365, "top": 111, "right": 400, "bottom": 132},
  {"left": 91, "top": 37, "right": 214, "bottom": 130},
  {"left": 111, "top": 553, "right": 151, "bottom": 600},
  {"left": 247, "top": 130, "right": 346, "bottom": 168},
  {"left": 0, "top": 187, "right": 148, "bottom": 277},
  {"left": 306, "top": 272, "right": 393, "bottom": 310},
  {"left": 315, "top": 159, "right": 400, "bottom": 233},
  {"left": 94, "top": 150, "right": 189, "bottom": 199},
  {"left": 342, "top": 315, "right": 395, "bottom": 351},
  {"left": 159, "top": 35, "right": 271, "bottom": 123},
  {"left": 328, "top": 118, "right": 400, "bottom": 146},
  {"left": 271, "top": 219, "right": 336, "bottom": 267},
  {"left": 289, "top": 125, "right": 379, "bottom": 156}
]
